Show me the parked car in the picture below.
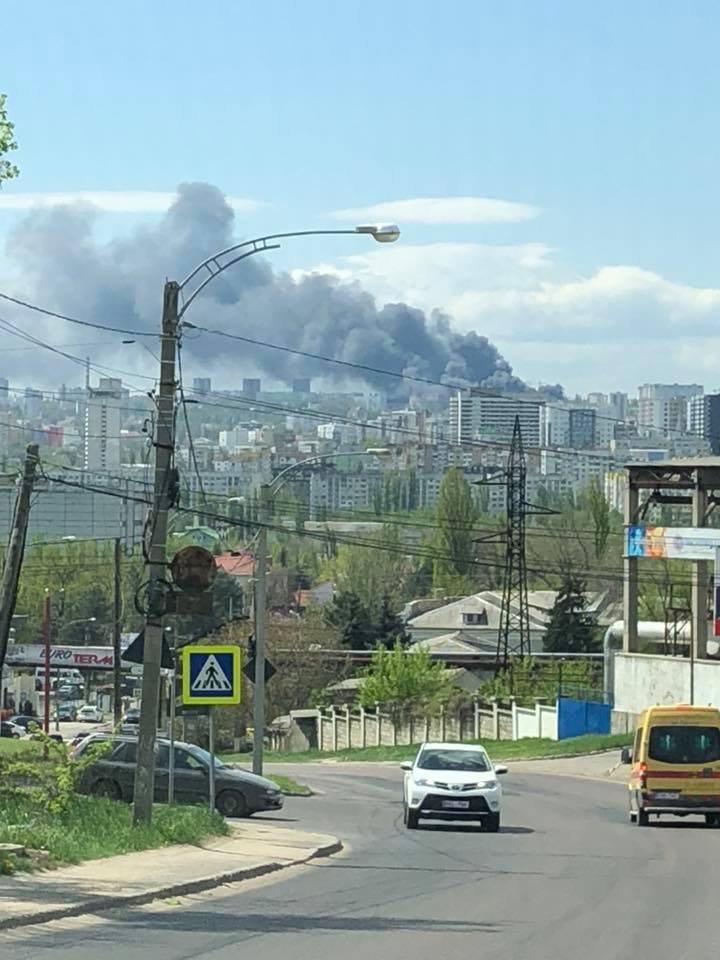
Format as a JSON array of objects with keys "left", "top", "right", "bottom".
[
  {"left": 74, "top": 734, "right": 284, "bottom": 818},
  {"left": 1, "top": 720, "right": 25, "bottom": 738},
  {"left": 76, "top": 704, "right": 104, "bottom": 723},
  {"left": 401, "top": 742, "right": 508, "bottom": 831},
  {"left": 10, "top": 715, "right": 39, "bottom": 732},
  {"left": 56, "top": 703, "right": 77, "bottom": 722}
]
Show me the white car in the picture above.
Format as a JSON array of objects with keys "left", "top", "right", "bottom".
[
  {"left": 401, "top": 742, "right": 507, "bottom": 831},
  {"left": 77, "top": 705, "right": 104, "bottom": 723}
]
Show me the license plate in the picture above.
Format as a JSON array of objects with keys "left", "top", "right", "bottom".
[
  {"left": 655, "top": 791, "right": 680, "bottom": 800},
  {"left": 441, "top": 799, "right": 470, "bottom": 809}
]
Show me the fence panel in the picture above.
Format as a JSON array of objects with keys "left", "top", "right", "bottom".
[{"left": 557, "top": 697, "right": 610, "bottom": 739}]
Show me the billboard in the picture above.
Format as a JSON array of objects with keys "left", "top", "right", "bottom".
[{"left": 625, "top": 525, "right": 720, "bottom": 560}]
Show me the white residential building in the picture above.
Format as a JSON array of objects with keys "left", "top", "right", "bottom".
[
  {"left": 84, "top": 378, "right": 122, "bottom": 472},
  {"left": 638, "top": 383, "right": 703, "bottom": 435},
  {"left": 450, "top": 390, "right": 542, "bottom": 445}
]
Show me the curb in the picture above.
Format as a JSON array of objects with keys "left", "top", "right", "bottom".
[{"left": 0, "top": 838, "right": 342, "bottom": 932}]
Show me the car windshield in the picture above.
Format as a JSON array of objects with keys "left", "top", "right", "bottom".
[
  {"left": 648, "top": 726, "right": 720, "bottom": 764},
  {"left": 186, "top": 745, "right": 226, "bottom": 769},
  {"left": 416, "top": 749, "right": 491, "bottom": 772}
]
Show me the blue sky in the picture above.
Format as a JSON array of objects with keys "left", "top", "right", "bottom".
[{"left": 2, "top": 1, "right": 720, "bottom": 393}]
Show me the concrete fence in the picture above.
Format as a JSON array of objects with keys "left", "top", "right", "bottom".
[{"left": 271, "top": 699, "right": 558, "bottom": 753}]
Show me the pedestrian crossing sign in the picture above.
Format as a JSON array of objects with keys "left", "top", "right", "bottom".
[{"left": 181, "top": 645, "right": 242, "bottom": 706}]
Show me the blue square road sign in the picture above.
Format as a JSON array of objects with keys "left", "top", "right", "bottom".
[{"left": 181, "top": 645, "right": 241, "bottom": 706}]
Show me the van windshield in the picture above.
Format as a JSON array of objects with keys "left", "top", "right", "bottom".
[{"left": 648, "top": 726, "right": 720, "bottom": 764}]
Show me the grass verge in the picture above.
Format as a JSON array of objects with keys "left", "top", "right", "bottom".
[
  {"left": 268, "top": 774, "right": 313, "bottom": 797},
  {"left": 0, "top": 792, "right": 228, "bottom": 869},
  {"left": 222, "top": 732, "right": 632, "bottom": 765},
  {"left": 0, "top": 739, "right": 42, "bottom": 756}
]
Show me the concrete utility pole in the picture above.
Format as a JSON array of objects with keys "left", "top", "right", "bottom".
[
  {"left": 133, "top": 282, "right": 180, "bottom": 826},
  {"left": 0, "top": 443, "right": 39, "bottom": 680},
  {"left": 252, "top": 483, "right": 270, "bottom": 775},
  {"left": 113, "top": 537, "right": 122, "bottom": 725}
]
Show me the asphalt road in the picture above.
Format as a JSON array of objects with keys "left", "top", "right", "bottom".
[{"left": 3, "top": 763, "right": 720, "bottom": 959}]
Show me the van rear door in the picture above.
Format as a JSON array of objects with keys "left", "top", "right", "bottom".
[{"left": 646, "top": 719, "right": 720, "bottom": 804}]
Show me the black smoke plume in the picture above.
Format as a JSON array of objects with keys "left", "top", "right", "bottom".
[{"left": 4, "top": 182, "right": 525, "bottom": 395}]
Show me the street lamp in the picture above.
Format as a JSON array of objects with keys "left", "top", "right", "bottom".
[
  {"left": 251, "top": 448, "right": 391, "bottom": 775},
  {"left": 133, "top": 225, "right": 400, "bottom": 826}
]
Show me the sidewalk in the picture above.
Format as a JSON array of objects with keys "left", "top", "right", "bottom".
[
  {"left": 0, "top": 821, "right": 341, "bottom": 931},
  {"left": 507, "top": 750, "right": 627, "bottom": 783}
]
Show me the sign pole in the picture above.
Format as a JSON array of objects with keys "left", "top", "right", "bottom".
[
  {"left": 208, "top": 708, "right": 216, "bottom": 814},
  {"left": 168, "top": 670, "right": 176, "bottom": 804}
]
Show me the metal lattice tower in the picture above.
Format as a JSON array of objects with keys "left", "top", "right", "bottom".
[{"left": 497, "top": 416, "right": 531, "bottom": 667}]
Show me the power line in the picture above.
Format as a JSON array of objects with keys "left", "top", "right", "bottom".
[
  {"left": 0, "top": 291, "right": 157, "bottom": 338},
  {"left": 38, "top": 468, "right": 703, "bottom": 590}
]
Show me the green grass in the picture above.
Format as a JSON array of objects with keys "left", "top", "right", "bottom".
[
  {"left": 0, "top": 793, "right": 228, "bottom": 869},
  {"left": 0, "top": 739, "right": 42, "bottom": 756},
  {"left": 268, "top": 774, "right": 313, "bottom": 797},
  {"left": 221, "top": 732, "right": 632, "bottom": 765}
]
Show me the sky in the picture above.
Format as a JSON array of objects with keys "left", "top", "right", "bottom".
[{"left": 2, "top": 0, "right": 720, "bottom": 396}]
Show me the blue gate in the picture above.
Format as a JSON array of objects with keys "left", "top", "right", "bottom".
[{"left": 557, "top": 697, "right": 610, "bottom": 739}]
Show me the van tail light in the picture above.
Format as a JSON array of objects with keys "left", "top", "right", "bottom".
[{"left": 639, "top": 762, "right": 648, "bottom": 789}]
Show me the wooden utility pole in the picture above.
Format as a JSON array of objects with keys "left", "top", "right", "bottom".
[
  {"left": 0, "top": 443, "right": 39, "bottom": 682},
  {"left": 113, "top": 537, "right": 122, "bottom": 725},
  {"left": 133, "top": 282, "right": 179, "bottom": 826}
]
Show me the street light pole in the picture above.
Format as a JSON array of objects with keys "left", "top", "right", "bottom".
[{"left": 133, "top": 227, "right": 399, "bottom": 823}]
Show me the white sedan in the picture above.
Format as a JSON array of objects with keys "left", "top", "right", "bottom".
[
  {"left": 77, "top": 705, "right": 104, "bottom": 723},
  {"left": 401, "top": 742, "right": 508, "bottom": 831}
]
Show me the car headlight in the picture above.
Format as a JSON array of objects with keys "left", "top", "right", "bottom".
[
  {"left": 480, "top": 780, "right": 498, "bottom": 790},
  {"left": 414, "top": 778, "right": 433, "bottom": 787}
]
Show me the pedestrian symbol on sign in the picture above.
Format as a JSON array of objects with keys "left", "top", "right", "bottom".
[
  {"left": 181, "top": 645, "right": 242, "bottom": 706},
  {"left": 191, "top": 654, "right": 232, "bottom": 693}
]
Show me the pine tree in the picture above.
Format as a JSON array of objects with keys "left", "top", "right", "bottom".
[
  {"left": 544, "top": 575, "right": 599, "bottom": 653},
  {"left": 376, "top": 594, "right": 411, "bottom": 648}
]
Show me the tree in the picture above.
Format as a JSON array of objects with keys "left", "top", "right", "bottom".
[
  {"left": 376, "top": 594, "right": 411, "bottom": 647},
  {"left": 587, "top": 478, "right": 611, "bottom": 560},
  {"left": 0, "top": 94, "right": 19, "bottom": 186},
  {"left": 359, "top": 642, "right": 452, "bottom": 711},
  {"left": 323, "top": 589, "right": 376, "bottom": 648},
  {"left": 543, "top": 574, "right": 599, "bottom": 653},
  {"left": 432, "top": 468, "right": 478, "bottom": 592}
]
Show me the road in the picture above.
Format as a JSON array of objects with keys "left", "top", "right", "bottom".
[{"left": 3, "top": 762, "right": 720, "bottom": 959}]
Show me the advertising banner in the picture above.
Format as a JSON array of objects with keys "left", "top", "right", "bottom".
[{"left": 625, "top": 525, "right": 720, "bottom": 560}]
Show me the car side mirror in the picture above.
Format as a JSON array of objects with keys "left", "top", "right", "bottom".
[
  {"left": 400, "top": 761, "right": 413, "bottom": 772},
  {"left": 620, "top": 747, "right": 633, "bottom": 765},
  {"left": 494, "top": 764, "right": 508, "bottom": 775}
]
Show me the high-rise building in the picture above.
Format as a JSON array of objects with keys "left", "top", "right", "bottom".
[
  {"left": 0, "top": 378, "right": 8, "bottom": 409},
  {"left": 24, "top": 387, "right": 43, "bottom": 417},
  {"left": 638, "top": 383, "right": 703, "bottom": 435},
  {"left": 688, "top": 393, "right": 720, "bottom": 454},
  {"left": 242, "top": 378, "right": 261, "bottom": 400},
  {"left": 292, "top": 378, "right": 312, "bottom": 394},
  {"left": 84, "top": 378, "right": 122, "bottom": 472},
  {"left": 192, "top": 377, "right": 211, "bottom": 395},
  {"left": 568, "top": 408, "right": 597, "bottom": 449},
  {"left": 450, "top": 389, "right": 542, "bottom": 445}
]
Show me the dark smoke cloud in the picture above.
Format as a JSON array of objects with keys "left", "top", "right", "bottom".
[{"left": 4, "top": 182, "right": 526, "bottom": 395}]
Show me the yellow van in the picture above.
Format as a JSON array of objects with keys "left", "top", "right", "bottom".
[{"left": 622, "top": 705, "right": 720, "bottom": 827}]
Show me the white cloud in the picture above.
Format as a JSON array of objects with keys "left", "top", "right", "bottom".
[
  {"left": 0, "top": 191, "right": 262, "bottom": 213},
  {"left": 304, "top": 241, "right": 720, "bottom": 392},
  {"left": 328, "top": 196, "right": 540, "bottom": 225},
  {"left": 294, "top": 241, "right": 555, "bottom": 309}
]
